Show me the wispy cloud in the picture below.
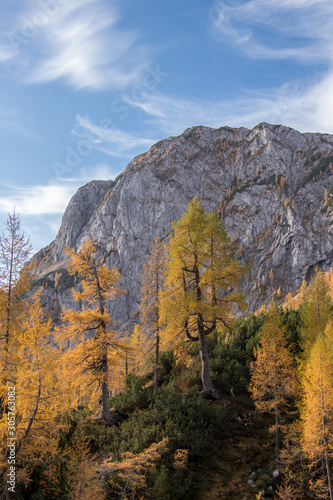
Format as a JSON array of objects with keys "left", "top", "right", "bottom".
[
  {"left": 0, "top": 45, "right": 15, "bottom": 62},
  {"left": 0, "top": 183, "right": 77, "bottom": 216},
  {"left": 124, "top": 72, "right": 333, "bottom": 135},
  {"left": 72, "top": 114, "right": 156, "bottom": 157},
  {"left": 75, "top": 163, "right": 117, "bottom": 181},
  {"left": 3, "top": 0, "right": 149, "bottom": 90},
  {"left": 0, "top": 171, "right": 118, "bottom": 251},
  {"left": 0, "top": 162, "right": 121, "bottom": 220},
  {"left": 119, "top": 0, "right": 333, "bottom": 135},
  {"left": 212, "top": 0, "right": 333, "bottom": 62}
]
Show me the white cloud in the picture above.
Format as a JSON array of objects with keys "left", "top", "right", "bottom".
[
  {"left": 212, "top": 0, "right": 333, "bottom": 62},
  {"left": 118, "top": 0, "right": 333, "bottom": 136},
  {"left": 124, "top": 90, "right": 278, "bottom": 133},
  {"left": 123, "top": 72, "right": 333, "bottom": 136},
  {"left": 72, "top": 114, "right": 156, "bottom": 157},
  {"left": 0, "top": 168, "right": 121, "bottom": 251},
  {"left": 76, "top": 163, "right": 116, "bottom": 181},
  {"left": 3, "top": 0, "right": 150, "bottom": 90},
  {"left": 0, "top": 183, "right": 77, "bottom": 215}
]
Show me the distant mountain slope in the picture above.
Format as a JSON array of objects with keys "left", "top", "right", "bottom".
[{"left": 34, "top": 122, "right": 333, "bottom": 330}]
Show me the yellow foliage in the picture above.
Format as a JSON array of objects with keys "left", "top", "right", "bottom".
[
  {"left": 160, "top": 199, "right": 247, "bottom": 398},
  {"left": 66, "top": 425, "right": 106, "bottom": 500},
  {"left": 249, "top": 303, "right": 296, "bottom": 460},
  {"left": 161, "top": 198, "right": 246, "bottom": 343},
  {"left": 138, "top": 236, "right": 166, "bottom": 386},
  {"left": 250, "top": 304, "right": 296, "bottom": 414},
  {"left": 299, "top": 323, "right": 333, "bottom": 497},
  {"left": 0, "top": 293, "right": 73, "bottom": 489},
  {"left": 173, "top": 449, "right": 189, "bottom": 470},
  {"left": 300, "top": 271, "right": 332, "bottom": 352},
  {"left": 58, "top": 239, "right": 128, "bottom": 423},
  {"left": 99, "top": 438, "right": 168, "bottom": 497},
  {"left": 270, "top": 268, "right": 274, "bottom": 283}
]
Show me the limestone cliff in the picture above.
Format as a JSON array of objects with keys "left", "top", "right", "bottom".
[{"left": 33, "top": 122, "right": 333, "bottom": 330}]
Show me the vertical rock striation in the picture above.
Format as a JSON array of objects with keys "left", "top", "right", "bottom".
[{"left": 33, "top": 123, "right": 333, "bottom": 329}]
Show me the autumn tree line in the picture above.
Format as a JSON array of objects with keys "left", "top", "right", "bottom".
[{"left": 0, "top": 199, "right": 333, "bottom": 499}]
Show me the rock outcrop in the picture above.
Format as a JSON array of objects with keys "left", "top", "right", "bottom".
[{"left": 33, "top": 122, "right": 333, "bottom": 330}]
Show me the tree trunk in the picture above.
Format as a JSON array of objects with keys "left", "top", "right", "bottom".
[
  {"left": 100, "top": 352, "right": 121, "bottom": 425},
  {"left": 2, "top": 238, "right": 14, "bottom": 403},
  {"left": 16, "top": 375, "right": 42, "bottom": 456},
  {"left": 199, "top": 331, "right": 220, "bottom": 400},
  {"left": 275, "top": 407, "right": 280, "bottom": 461},
  {"left": 101, "top": 350, "right": 111, "bottom": 424},
  {"left": 319, "top": 351, "right": 333, "bottom": 500},
  {"left": 324, "top": 448, "right": 333, "bottom": 500},
  {"left": 193, "top": 252, "right": 220, "bottom": 400},
  {"left": 154, "top": 323, "right": 159, "bottom": 388}
]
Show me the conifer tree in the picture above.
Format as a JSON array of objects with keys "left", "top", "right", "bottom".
[
  {"left": 277, "top": 423, "right": 310, "bottom": 500},
  {"left": 300, "top": 270, "right": 332, "bottom": 352},
  {"left": 138, "top": 236, "right": 165, "bottom": 386},
  {"left": 0, "top": 293, "right": 71, "bottom": 494},
  {"left": 99, "top": 438, "right": 168, "bottom": 498},
  {"left": 60, "top": 239, "right": 127, "bottom": 425},
  {"left": 66, "top": 424, "right": 105, "bottom": 500},
  {"left": 161, "top": 198, "right": 246, "bottom": 399},
  {"left": 0, "top": 210, "right": 32, "bottom": 410},
  {"left": 300, "top": 322, "right": 333, "bottom": 500},
  {"left": 249, "top": 304, "right": 296, "bottom": 460}
]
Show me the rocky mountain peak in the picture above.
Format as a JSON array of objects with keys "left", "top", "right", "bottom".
[{"left": 33, "top": 122, "right": 333, "bottom": 331}]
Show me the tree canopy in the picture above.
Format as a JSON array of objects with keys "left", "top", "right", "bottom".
[{"left": 161, "top": 198, "right": 247, "bottom": 399}]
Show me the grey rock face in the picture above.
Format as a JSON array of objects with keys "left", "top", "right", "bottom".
[
  {"left": 34, "top": 123, "right": 333, "bottom": 330},
  {"left": 33, "top": 179, "right": 114, "bottom": 270}
]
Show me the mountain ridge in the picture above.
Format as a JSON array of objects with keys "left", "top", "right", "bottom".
[{"left": 33, "top": 122, "right": 333, "bottom": 330}]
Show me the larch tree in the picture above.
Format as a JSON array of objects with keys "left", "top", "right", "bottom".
[
  {"left": 249, "top": 304, "right": 296, "bottom": 461},
  {"left": 295, "top": 270, "right": 333, "bottom": 498},
  {"left": 277, "top": 423, "right": 310, "bottom": 500},
  {"left": 0, "top": 210, "right": 32, "bottom": 409},
  {"left": 60, "top": 239, "right": 127, "bottom": 425},
  {"left": 127, "top": 325, "right": 145, "bottom": 374},
  {"left": 138, "top": 236, "right": 166, "bottom": 386},
  {"left": 300, "top": 322, "right": 333, "bottom": 500},
  {"left": 300, "top": 270, "right": 332, "bottom": 353},
  {"left": 99, "top": 437, "right": 169, "bottom": 498},
  {"left": 161, "top": 198, "right": 246, "bottom": 399},
  {"left": 0, "top": 293, "right": 71, "bottom": 495},
  {"left": 66, "top": 424, "right": 106, "bottom": 500}
]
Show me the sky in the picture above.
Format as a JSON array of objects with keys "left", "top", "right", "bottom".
[{"left": 1, "top": 0, "right": 333, "bottom": 251}]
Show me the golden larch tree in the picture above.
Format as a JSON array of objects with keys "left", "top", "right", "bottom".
[
  {"left": 300, "top": 322, "right": 333, "bottom": 500},
  {"left": 99, "top": 438, "right": 168, "bottom": 498},
  {"left": 300, "top": 270, "right": 332, "bottom": 353},
  {"left": 161, "top": 198, "right": 246, "bottom": 399},
  {"left": 0, "top": 293, "right": 72, "bottom": 493},
  {"left": 249, "top": 303, "right": 296, "bottom": 461},
  {"left": 138, "top": 236, "right": 166, "bottom": 386},
  {"left": 0, "top": 210, "right": 32, "bottom": 413},
  {"left": 60, "top": 239, "right": 127, "bottom": 425},
  {"left": 66, "top": 424, "right": 106, "bottom": 500}
]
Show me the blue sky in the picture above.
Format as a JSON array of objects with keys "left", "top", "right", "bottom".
[{"left": 0, "top": 0, "right": 333, "bottom": 251}]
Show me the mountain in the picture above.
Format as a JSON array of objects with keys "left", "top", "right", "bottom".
[{"left": 33, "top": 122, "right": 333, "bottom": 330}]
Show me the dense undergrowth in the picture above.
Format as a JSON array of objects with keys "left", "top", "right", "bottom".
[{"left": 13, "top": 307, "right": 302, "bottom": 500}]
